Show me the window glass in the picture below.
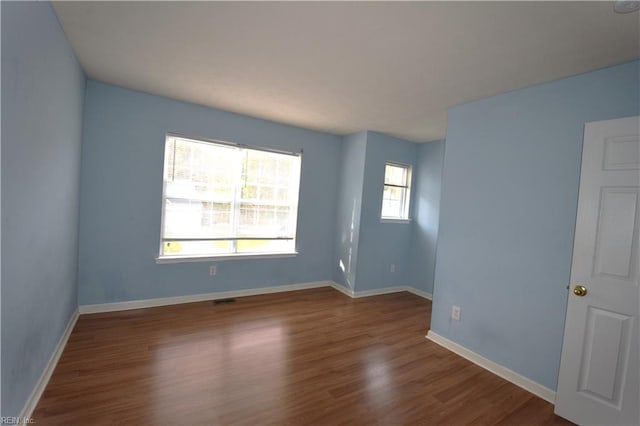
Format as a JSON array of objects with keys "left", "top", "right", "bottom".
[
  {"left": 381, "top": 163, "right": 411, "bottom": 220},
  {"left": 160, "top": 135, "right": 301, "bottom": 258}
]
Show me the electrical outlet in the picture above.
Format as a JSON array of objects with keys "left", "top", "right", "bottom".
[
  {"left": 209, "top": 265, "right": 217, "bottom": 276},
  {"left": 390, "top": 264, "right": 396, "bottom": 273},
  {"left": 451, "top": 305, "right": 461, "bottom": 321}
]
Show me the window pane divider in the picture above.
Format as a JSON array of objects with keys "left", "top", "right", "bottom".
[
  {"left": 231, "top": 151, "right": 242, "bottom": 253},
  {"left": 381, "top": 162, "right": 412, "bottom": 221}
]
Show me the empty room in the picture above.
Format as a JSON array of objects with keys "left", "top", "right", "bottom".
[{"left": 1, "top": 1, "right": 639, "bottom": 425}]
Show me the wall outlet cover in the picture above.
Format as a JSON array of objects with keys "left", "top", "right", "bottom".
[{"left": 452, "top": 305, "right": 461, "bottom": 321}]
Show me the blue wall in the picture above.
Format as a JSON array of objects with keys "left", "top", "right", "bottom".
[
  {"left": 7, "top": 2, "right": 636, "bottom": 414},
  {"left": 78, "top": 81, "right": 342, "bottom": 305},
  {"left": 431, "top": 60, "right": 640, "bottom": 391},
  {"left": 332, "top": 131, "right": 421, "bottom": 292},
  {"left": 332, "top": 132, "right": 367, "bottom": 290},
  {"left": 410, "top": 140, "right": 445, "bottom": 294},
  {"left": 1, "top": 2, "right": 85, "bottom": 416},
  {"left": 355, "top": 132, "right": 418, "bottom": 290}
]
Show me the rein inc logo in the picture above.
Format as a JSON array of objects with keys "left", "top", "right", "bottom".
[{"left": 0, "top": 418, "right": 35, "bottom": 425}]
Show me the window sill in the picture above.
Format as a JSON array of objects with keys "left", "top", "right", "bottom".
[
  {"left": 380, "top": 218, "right": 412, "bottom": 224},
  {"left": 156, "top": 252, "right": 299, "bottom": 264}
]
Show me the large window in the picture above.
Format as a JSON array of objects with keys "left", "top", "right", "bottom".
[
  {"left": 159, "top": 134, "right": 301, "bottom": 259},
  {"left": 381, "top": 162, "right": 412, "bottom": 220}
]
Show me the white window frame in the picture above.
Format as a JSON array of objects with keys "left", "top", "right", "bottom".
[
  {"left": 380, "top": 162, "right": 412, "bottom": 222},
  {"left": 156, "top": 133, "right": 302, "bottom": 263}
]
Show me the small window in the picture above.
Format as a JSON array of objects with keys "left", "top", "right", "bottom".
[
  {"left": 381, "top": 162, "right": 411, "bottom": 220},
  {"left": 159, "top": 134, "right": 301, "bottom": 259}
]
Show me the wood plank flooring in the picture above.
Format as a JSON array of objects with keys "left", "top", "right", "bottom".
[{"left": 33, "top": 287, "right": 573, "bottom": 425}]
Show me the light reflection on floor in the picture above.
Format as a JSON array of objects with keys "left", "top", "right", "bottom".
[
  {"left": 363, "top": 348, "right": 392, "bottom": 409},
  {"left": 151, "top": 320, "right": 287, "bottom": 423}
]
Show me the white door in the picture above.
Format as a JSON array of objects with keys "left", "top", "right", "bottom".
[{"left": 555, "top": 116, "right": 639, "bottom": 426}]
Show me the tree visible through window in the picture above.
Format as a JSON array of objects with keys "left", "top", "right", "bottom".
[
  {"left": 159, "top": 135, "right": 301, "bottom": 258},
  {"left": 381, "top": 162, "right": 411, "bottom": 220}
]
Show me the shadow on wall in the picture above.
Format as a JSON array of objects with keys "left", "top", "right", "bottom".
[
  {"left": 333, "top": 131, "right": 445, "bottom": 294},
  {"left": 409, "top": 140, "right": 445, "bottom": 295}
]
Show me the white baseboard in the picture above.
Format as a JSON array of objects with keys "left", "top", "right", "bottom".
[
  {"left": 405, "top": 286, "right": 433, "bottom": 300},
  {"left": 426, "top": 331, "right": 556, "bottom": 404},
  {"left": 19, "top": 309, "right": 79, "bottom": 419},
  {"left": 328, "top": 282, "right": 433, "bottom": 300},
  {"left": 79, "top": 280, "right": 333, "bottom": 314},
  {"left": 329, "top": 282, "right": 355, "bottom": 297},
  {"left": 353, "top": 285, "right": 407, "bottom": 298},
  {"left": 79, "top": 281, "right": 432, "bottom": 314}
]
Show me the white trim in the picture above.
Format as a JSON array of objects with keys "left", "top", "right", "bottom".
[
  {"left": 405, "top": 287, "right": 433, "bottom": 300},
  {"left": 380, "top": 218, "right": 412, "bottom": 224},
  {"left": 19, "top": 309, "right": 79, "bottom": 419},
  {"left": 79, "top": 281, "right": 332, "bottom": 314},
  {"left": 352, "top": 286, "right": 410, "bottom": 298},
  {"left": 166, "top": 131, "right": 301, "bottom": 157},
  {"left": 426, "top": 330, "right": 556, "bottom": 404},
  {"left": 354, "top": 285, "right": 433, "bottom": 299},
  {"left": 79, "top": 282, "right": 432, "bottom": 314},
  {"left": 329, "top": 282, "right": 355, "bottom": 297},
  {"left": 328, "top": 282, "right": 432, "bottom": 300},
  {"left": 156, "top": 251, "right": 298, "bottom": 264}
]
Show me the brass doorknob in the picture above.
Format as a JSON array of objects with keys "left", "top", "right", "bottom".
[{"left": 573, "top": 285, "right": 587, "bottom": 297}]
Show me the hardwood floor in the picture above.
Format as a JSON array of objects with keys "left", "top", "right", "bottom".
[{"left": 33, "top": 287, "right": 573, "bottom": 425}]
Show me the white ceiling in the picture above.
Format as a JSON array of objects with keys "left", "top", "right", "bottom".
[{"left": 52, "top": 1, "right": 639, "bottom": 142}]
